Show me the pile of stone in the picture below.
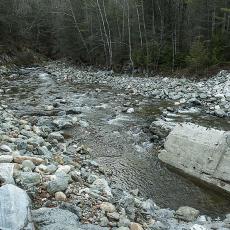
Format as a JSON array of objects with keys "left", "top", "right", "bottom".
[
  {"left": 45, "top": 61, "right": 230, "bottom": 117},
  {"left": 1, "top": 66, "right": 230, "bottom": 229}
]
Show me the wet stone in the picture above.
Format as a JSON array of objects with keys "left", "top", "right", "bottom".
[{"left": 175, "top": 206, "right": 200, "bottom": 222}]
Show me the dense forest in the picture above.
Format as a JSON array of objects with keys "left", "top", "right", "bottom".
[{"left": 0, "top": 0, "right": 230, "bottom": 73}]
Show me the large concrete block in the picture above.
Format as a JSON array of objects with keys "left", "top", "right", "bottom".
[{"left": 159, "top": 123, "right": 230, "bottom": 193}]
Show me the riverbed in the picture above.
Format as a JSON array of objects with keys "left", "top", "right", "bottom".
[{"left": 1, "top": 65, "right": 230, "bottom": 217}]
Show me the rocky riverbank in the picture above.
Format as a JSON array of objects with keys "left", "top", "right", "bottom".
[
  {"left": 45, "top": 61, "right": 230, "bottom": 118},
  {"left": 0, "top": 104, "right": 229, "bottom": 230},
  {"left": 0, "top": 63, "right": 230, "bottom": 229}
]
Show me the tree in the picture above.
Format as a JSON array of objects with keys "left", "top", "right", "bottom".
[
  {"left": 0, "top": 0, "right": 229, "bottom": 72},
  {"left": 186, "top": 39, "right": 209, "bottom": 71}
]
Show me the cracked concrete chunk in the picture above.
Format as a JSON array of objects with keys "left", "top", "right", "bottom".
[{"left": 159, "top": 123, "right": 230, "bottom": 193}]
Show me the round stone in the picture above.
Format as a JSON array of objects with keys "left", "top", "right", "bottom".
[
  {"left": 130, "top": 223, "right": 143, "bottom": 230},
  {"left": 56, "top": 165, "right": 71, "bottom": 174},
  {"left": 100, "top": 202, "right": 116, "bottom": 213},
  {"left": 17, "top": 172, "right": 41, "bottom": 186},
  {"left": 175, "top": 206, "right": 200, "bottom": 222},
  {"left": 22, "top": 160, "right": 35, "bottom": 171},
  {"left": 55, "top": 191, "right": 66, "bottom": 201},
  {"left": 127, "top": 108, "right": 134, "bottom": 113}
]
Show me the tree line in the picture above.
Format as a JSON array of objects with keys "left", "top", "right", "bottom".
[{"left": 0, "top": 0, "right": 230, "bottom": 73}]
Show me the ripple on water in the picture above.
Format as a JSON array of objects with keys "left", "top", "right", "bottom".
[{"left": 107, "top": 114, "right": 132, "bottom": 126}]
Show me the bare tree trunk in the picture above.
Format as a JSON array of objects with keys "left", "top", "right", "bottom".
[
  {"left": 97, "top": 11, "right": 108, "bottom": 65},
  {"left": 227, "top": 15, "right": 230, "bottom": 32},
  {"left": 115, "top": 0, "right": 121, "bottom": 41},
  {"left": 84, "top": 0, "right": 89, "bottom": 29},
  {"left": 223, "top": 12, "right": 227, "bottom": 33},
  {"left": 151, "top": 0, "right": 156, "bottom": 36},
  {"left": 68, "top": 0, "right": 90, "bottom": 59},
  {"left": 172, "top": 30, "right": 177, "bottom": 72},
  {"left": 141, "top": 0, "right": 149, "bottom": 72},
  {"left": 102, "top": 0, "right": 113, "bottom": 67},
  {"left": 96, "top": 0, "right": 111, "bottom": 67},
  {"left": 135, "top": 1, "right": 143, "bottom": 48},
  {"left": 172, "top": 1, "right": 179, "bottom": 72},
  {"left": 122, "top": 3, "right": 125, "bottom": 41},
  {"left": 222, "top": 0, "right": 227, "bottom": 33},
  {"left": 154, "top": 0, "right": 164, "bottom": 70},
  {"left": 126, "top": 0, "right": 134, "bottom": 75},
  {"left": 212, "top": 7, "right": 216, "bottom": 35}
]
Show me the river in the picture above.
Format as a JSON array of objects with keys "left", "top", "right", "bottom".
[{"left": 1, "top": 66, "right": 230, "bottom": 217}]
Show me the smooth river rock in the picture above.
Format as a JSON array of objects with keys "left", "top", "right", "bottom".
[
  {"left": 14, "top": 155, "right": 45, "bottom": 165},
  {"left": 159, "top": 123, "right": 230, "bottom": 193},
  {"left": 0, "top": 184, "right": 34, "bottom": 229}
]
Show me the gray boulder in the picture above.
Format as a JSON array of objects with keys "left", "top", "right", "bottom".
[
  {"left": 175, "top": 206, "right": 199, "bottom": 222},
  {"left": 37, "top": 146, "right": 52, "bottom": 157},
  {"left": 0, "top": 184, "right": 34, "bottom": 229},
  {"left": 17, "top": 172, "right": 41, "bottom": 187},
  {"left": 32, "top": 208, "right": 108, "bottom": 230},
  {"left": 32, "top": 208, "right": 79, "bottom": 230},
  {"left": 0, "top": 155, "right": 13, "bottom": 163},
  {"left": 22, "top": 160, "right": 36, "bottom": 171},
  {"left": 91, "top": 178, "right": 113, "bottom": 197},
  {"left": 47, "top": 172, "right": 69, "bottom": 194},
  {"left": 48, "top": 132, "right": 64, "bottom": 142},
  {"left": 224, "top": 214, "right": 230, "bottom": 228},
  {"left": 52, "top": 116, "right": 77, "bottom": 129},
  {"left": 149, "top": 119, "right": 175, "bottom": 138},
  {"left": 0, "top": 163, "right": 15, "bottom": 184},
  {"left": 159, "top": 123, "right": 230, "bottom": 193}
]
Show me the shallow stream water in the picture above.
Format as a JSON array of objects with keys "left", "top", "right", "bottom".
[{"left": 1, "top": 67, "right": 230, "bottom": 217}]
